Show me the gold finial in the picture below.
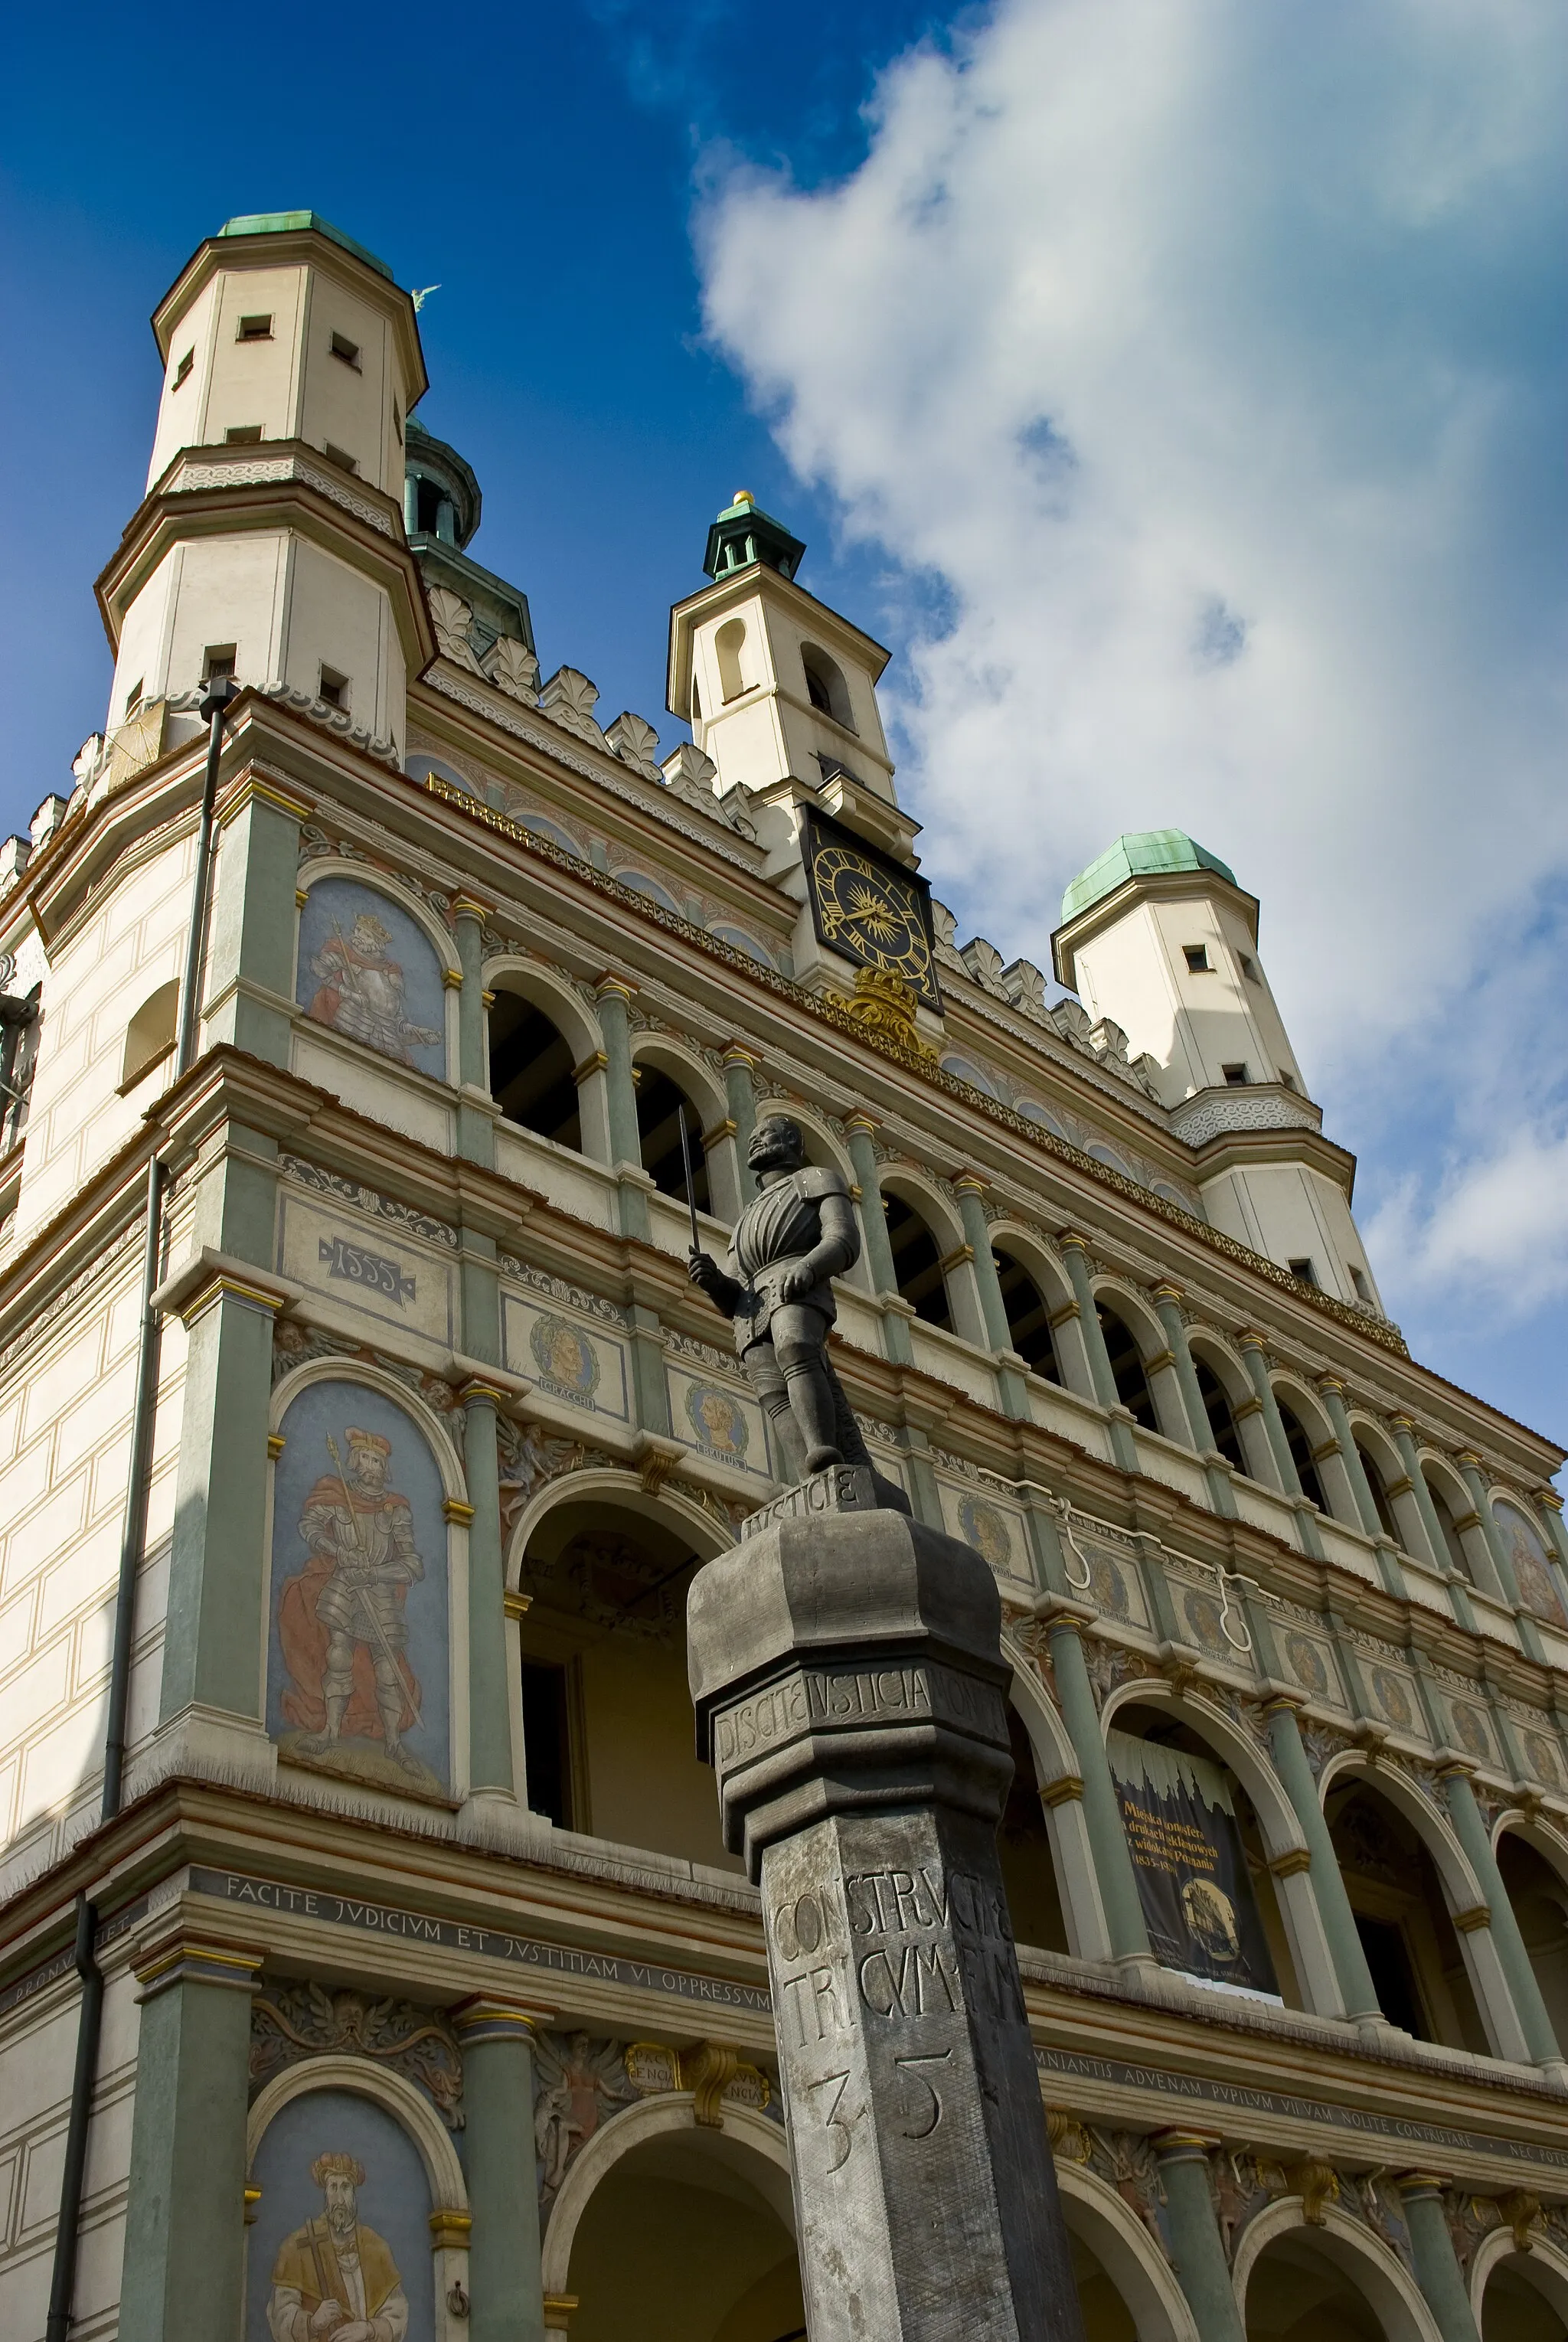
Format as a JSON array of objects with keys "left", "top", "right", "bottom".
[{"left": 732, "top": 487, "right": 755, "bottom": 505}]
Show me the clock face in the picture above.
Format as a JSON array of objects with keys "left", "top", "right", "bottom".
[{"left": 805, "top": 827, "right": 939, "bottom": 1007}]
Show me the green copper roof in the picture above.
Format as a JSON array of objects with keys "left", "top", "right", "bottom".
[
  {"left": 1061, "top": 831, "right": 1238, "bottom": 923},
  {"left": 704, "top": 490, "right": 806, "bottom": 583},
  {"left": 218, "top": 212, "right": 394, "bottom": 282}
]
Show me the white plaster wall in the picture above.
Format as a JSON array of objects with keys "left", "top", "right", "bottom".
[
  {"left": 1199, "top": 1160, "right": 1378, "bottom": 1306},
  {"left": 691, "top": 585, "right": 894, "bottom": 801},
  {"left": 0, "top": 1243, "right": 186, "bottom": 1881},
  {"left": 13, "top": 836, "right": 196, "bottom": 1247},
  {"left": 1072, "top": 890, "right": 1305, "bottom": 1104},
  {"left": 148, "top": 253, "right": 410, "bottom": 500},
  {"left": 283, "top": 539, "right": 403, "bottom": 740},
  {"left": 0, "top": 1963, "right": 141, "bottom": 2341}
]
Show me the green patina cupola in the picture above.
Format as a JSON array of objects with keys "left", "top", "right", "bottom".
[
  {"left": 703, "top": 489, "right": 806, "bottom": 583},
  {"left": 1060, "top": 829, "right": 1238, "bottom": 925}
]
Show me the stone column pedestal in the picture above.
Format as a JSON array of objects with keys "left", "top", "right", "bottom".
[{"left": 688, "top": 1469, "right": 1085, "bottom": 2342}]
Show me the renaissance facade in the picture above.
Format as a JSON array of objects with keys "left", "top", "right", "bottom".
[{"left": 3, "top": 212, "right": 1567, "bottom": 2342}]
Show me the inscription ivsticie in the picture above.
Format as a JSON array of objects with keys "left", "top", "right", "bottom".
[{"left": 716, "top": 1664, "right": 1003, "bottom": 1771}]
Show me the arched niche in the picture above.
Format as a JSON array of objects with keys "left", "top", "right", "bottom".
[
  {"left": 990, "top": 1238, "right": 1064, "bottom": 1383},
  {"left": 245, "top": 2059, "right": 468, "bottom": 2342},
  {"left": 1491, "top": 1495, "right": 1568, "bottom": 1628},
  {"left": 122, "top": 976, "right": 179, "bottom": 1089},
  {"left": 1318, "top": 1755, "right": 1524, "bottom": 2060},
  {"left": 266, "top": 1365, "right": 466, "bottom": 1808},
  {"left": 1419, "top": 1455, "right": 1489, "bottom": 1589},
  {"left": 1472, "top": 2227, "right": 1568, "bottom": 2337},
  {"left": 1188, "top": 1334, "right": 1272, "bottom": 1484},
  {"left": 1270, "top": 1379, "right": 1348, "bottom": 1524},
  {"left": 540, "top": 2092, "right": 799, "bottom": 2342},
  {"left": 484, "top": 960, "right": 604, "bottom": 1159},
  {"left": 1349, "top": 1414, "right": 1430, "bottom": 1561},
  {"left": 296, "top": 867, "right": 456, "bottom": 1083},
  {"left": 1091, "top": 1282, "right": 1185, "bottom": 1445},
  {"left": 714, "top": 616, "right": 750, "bottom": 704},
  {"left": 1233, "top": 2197, "right": 1442, "bottom": 2341},
  {"left": 990, "top": 1224, "right": 1095, "bottom": 1400},
  {"left": 800, "top": 640, "right": 854, "bottom": 730},
  {"left": 630, "top": 1040, "right": 729, "bottom": 1221},
  {"left": 880, "top": 1172, "right": 977, "bottom": 1342},
  {"left": 1492, "top": 1818, "right": 1568, "bottom": 2058},
  {"left": 1053, "top": 2161, "right": 1200, "bottom": 2342},
  {"left": 1007, "top": 1656, "right": 1111, "bottom": 1965},
  {"left": 507, "top": 1478, "right": 737, "bottom": 1873},
  {"left": 1100, "top": 1687, "right": 1343, "bottom": 2018}
]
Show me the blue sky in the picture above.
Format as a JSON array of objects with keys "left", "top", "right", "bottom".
[{"left": 3, "top": 1, "right": 1566, "bottom": 1449}]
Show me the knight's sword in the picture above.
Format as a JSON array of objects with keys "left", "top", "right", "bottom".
[{"left": 677, "top": 1106, "right": 701, "bottom": 1258}]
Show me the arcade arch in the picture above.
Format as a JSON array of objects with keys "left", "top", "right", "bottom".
[
  {"left": 1494, "top": 1821, "right": 1568, "bottom": 2052},
  {"left": 542, "top": 2095, "right": 800, "bottom": 2342},
  {"left": 1233, "top": 2197, "right": 1442, "bottom": 2341},
  {"left": 510, "top": 1481, "right": 737, "bottom": 1873},
  {"left": 631, "top": 1044, "right": 726, "bottom": 1217},
  {"left": 1473, "top": 2226, "right": 1568, "bottom": 2339},
  {"left": 880, "top": 1179, "right": 958, "bottom": 1333},
  {"left": 1189, "top": 1335, "right": 1276, "bottom": 1485},
  {"left": 1092, "top": 1285, "right": 1187, "bottom": 1446},
  {"left": 1054, "top": 2160, "right": 1201, "bottom": 2342}
]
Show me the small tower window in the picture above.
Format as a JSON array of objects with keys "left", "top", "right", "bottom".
[
  {"left": 225, "top": 425, "right": 263, "bottom": 445},
  {"left": 715, "top": 619, "right": 748, "bottom": 703},
  {"left": 1351, "top": 1266, "right": 1373, "bottom": 1304},
  {"left": 318, "top": 665, "right": 349, "bottom": 710},
  {"left": 329, "top": 331, "right": 361, "bottom": 370},
  {"left": 122, "top": 678, "right": 145, "bottom": 721},
  {"left": 1222, "top": 1063, "right": 1250, "bottom": 1086},
  {"left": 202, "top": 645, "right": 237, "bottom": 682},
  {"left": 173, "top": 349, "right": 194, "bottom": 390},
  {"left": 1238, "top": 952, "right": 1259, "bottom": 982},
  {"left": 801, "top": 643, "right": 856, "bottom": 731},
  {"left": 1289, "top": 1256, "right": 1318, "bottom": 1286},
  {"left": 1183, "top": 945, "right": 1210, "bottom": 972},
  {"left": 237, "top": 313, "right": 273, "bottom": 341},
  {"left": 322, "top": 443, "right": 358, "bottom": 475},
  {"left": 392, "top": 401, "right": 403, "bottom": 441},
  {"left": 1279, "top": 1068, "right": 1298, "bottom": 1092}
]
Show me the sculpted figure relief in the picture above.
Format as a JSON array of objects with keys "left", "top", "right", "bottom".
[{"left": 688, "top": 1115, "right": 898, "bottom": 1497}]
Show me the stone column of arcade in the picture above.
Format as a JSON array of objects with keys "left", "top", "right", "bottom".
[
  {"left": 1057, "top": 1232, "right": 1139, "bottom": 1474},
  {"left": 1150, "top": 2131, "right": 1246, "bottom": 2342},
  {"left": 1237, "top": 1331, "right": 1326, "bottom": 1562},
  {"left": 844, "top": 1109, "right": 916, "bottom": 1367},
  {"left": 955, "top": 1173, "right": 1031, "bottom": 1422},
  {"left": 688, "top": 1478, "right": 1087, "bottom": 2341},
  {"left": 1396, "top": 2175, "right": 1483, "bottom": 2342},
  {"left": 594, "top": 973, "right": 650, "bottom": 1241},
  {"left": 452, "top": 1997, "right": 550, "bottom": 2342}
]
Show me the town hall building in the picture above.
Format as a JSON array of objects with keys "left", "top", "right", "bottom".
[{"left": 2, "top": 211, "right": 1568, "bottom": 2342}]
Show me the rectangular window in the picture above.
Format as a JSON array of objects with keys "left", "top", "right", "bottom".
[
  {"left": 392, "top": 401, "right": 403, "bottom": 441},
  {"left": 322, "top": 441, "right": 358, "bottom": 474},
  {"left": 318, "top": 665, "right": 349, "bottom": 710},
  {"left": 1289, "top": 1256, "right": 1319, "bottom": 1286},
  {"left": 329, "top": 331, "right": 361, "bottom": 369},
  {"left": 1351, "top": 1266, "right": 1373, "bottom": 1304},
  {"left": 1183, "top": 945, "right": 1210, "bottom": 972},
  {"left": 1222, "top": 1062, "right": 1249, "bottom": 1086},
  {"left": 173, "top": 348, "right": 194, "bottom": 389},
  {"left": 1238, "top": 952, "right": 1259, "bottom": 982},
  {"left": 521, "top": 1659, "right": 573, "bottom": 1828},
  {"left": 1279, "top": 1068, "right": 1297, "bottom": 1093},
  {"left": 122, "top": 678, "right": 145, "bottom": 720},
  {"left": 224, "top": 424, "right": 263, "bottom": 445},
  {"left": 237, "top": 313, "right": 273, "bottom": 341},
  {"left": 202, "top": 645, "right": 237, "bottom": 682}
]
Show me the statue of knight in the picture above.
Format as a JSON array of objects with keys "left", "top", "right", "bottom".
[{"left": 688, "top": 1115, "right": 903, "bottom": 1500}]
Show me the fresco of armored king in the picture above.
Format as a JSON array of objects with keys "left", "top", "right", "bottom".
[
  {"left": 278, "top": 1428, "right": 438, "bottom": 1793},
  {"left": 267, "top": 2151, "right": 408, "bottom": 2342},
  {"left": 688, "top": 1115, "right": 900, "bottom": 1497},
  {"left": 308, "top": 910, "right": 442, "bottom": 1067}
]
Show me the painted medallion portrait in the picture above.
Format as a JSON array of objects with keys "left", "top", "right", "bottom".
[
  {"left": 1283, "top": 1632, "right": 1329, "bottom": 1697},
  {"left": 957, "top": 1494, "right": 1015, "bottom": 1575},
  {"left": 529, "top": 1313, "right": 602, "bottom": 1405},
  {"left": 247, "top": 2089, "right": 436, "bottom": 2342},
  {"left": 268, "top": 1380, "right": 451, "bottom": 1801},
  {"left": 298, "top": 877, "right": 447, "bottom": 1081},
  {"left": 684, "top": 1381, "right": 750, "bottom": 1460}
]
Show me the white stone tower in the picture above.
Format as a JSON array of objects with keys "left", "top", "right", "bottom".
[
  {"left": 1052, "top": 830, "right": 1384, "bottom": 1311},
  {"left": 97, "top": 210, "right": 430, "bottom": 759}
]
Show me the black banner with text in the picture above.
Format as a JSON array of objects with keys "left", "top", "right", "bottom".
[{"left": 1108, "top": 1728, "right": 1277, "bottom": 1994}]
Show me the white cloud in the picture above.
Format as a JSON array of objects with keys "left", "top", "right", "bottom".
[{"left": 696, "top": 0, "right": 1568, "bottom": 1365}]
